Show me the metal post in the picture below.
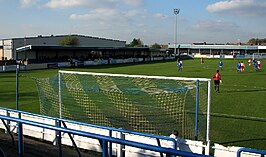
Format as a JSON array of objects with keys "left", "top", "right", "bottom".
[
  {"left": 16, "top": 64, "right": 23, "bottom": 156},
  {"left": 102, "top": 140, "right": 108, "bottom": 157},
  {"left": 58, "top": 72, "right": 62, "bottom": 118},
  {"left": 5, "top": 110, "right": 10, "bottom": 134},
  {"left": 174, "top": 8, "right": 180, "bottom": 60},
  {"left": 117, "top": 131, "right": 125, "bottom": 157},
  {"left": 156, "top": 138, "right": 163, "bottom": 157},
  {"left": 109, "top": 130, "right": 112, "bottom": 157},
  {"left": 61, "top": 121, "right": 82, "bottom": 157},
  {"left": 2, "top": 40, "right": 4, "bottom": 60},
  {"left": 195, "top": 80, "right": 199, "bottom": 140},
  {"left": 18, "top": 121, "right": 24, "bottom": 157},
  {"left": 1, "top": 119, "right": 15, "bottom": 145},
  {"left": 57, "top": 120, "right": 62, "bottom": 157},
  {"left": 205, "top": 80, "right": 211, "bottom": 155},
  {"left": 16, "top": 64, "right": 19, "bottom": 110}
]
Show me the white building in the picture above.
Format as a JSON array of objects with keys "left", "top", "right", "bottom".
[{"left": 168, "top": 43, "right": 266, "bottom": 56}]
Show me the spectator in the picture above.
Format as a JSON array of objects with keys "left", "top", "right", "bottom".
[{"left": 166, "top": 130, "right": 185, "bottom": 157}]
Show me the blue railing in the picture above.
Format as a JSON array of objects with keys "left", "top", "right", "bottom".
[
  {"left": 0, "top": 113, "right": 212, "bottom": 157},
  {"left": 0, "top": 107, "right": 176, "bottom": 146},
  {"left": 0, "top": 107, "right": 179, "bottom": 154},
  {"left": 237, "top": 148, "right": 266, "bottom": 157}
]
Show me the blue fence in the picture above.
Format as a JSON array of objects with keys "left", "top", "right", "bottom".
[
  {"left": 235, "top": 54, "right": 266, "bottom": 59},
  {"left": 0, "top": 109, "right": 213, "bottom": 157},
  {"left": 0, "top": 107, "right": 177, "bottom": 150},
  {"left": 237, "top": 148, "right": 266, "bottom": 157}
]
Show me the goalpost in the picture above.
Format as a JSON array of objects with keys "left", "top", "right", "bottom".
[{"left": 35, "top": 70, "right": 212, "bottom": 155}]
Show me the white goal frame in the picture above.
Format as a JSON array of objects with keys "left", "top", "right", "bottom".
[{"left": 58, "top": 70, "right": 212, "bottom": 155}]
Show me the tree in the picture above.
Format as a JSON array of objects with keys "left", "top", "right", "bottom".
[
  {"left": 59, "top": 36, "right": 80, "bottom": 46},
  {"left": 128, "top": 38, "right": 144, "bottom": 47},
  {"left": 247, "top": 38, "right": 266, "bottom": 45},
  {"left": 150, "top": 43, "right": 161, "bottom": 49}
]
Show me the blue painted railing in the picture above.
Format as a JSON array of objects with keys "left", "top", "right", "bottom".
[
  {"left": 0, "top": 107, "right": 178, "bottom": 154},
  {"left": 0, "top": 113, "right": 212, "bottom": 157},
  {"left": 237, "top": 148, "right": 266, "bottom": 157},
  {"left": 0, "top": 107, "right": 176, "bottom": 145}
]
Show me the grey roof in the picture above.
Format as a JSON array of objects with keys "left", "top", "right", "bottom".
[
  {"left": 169, "top": 44, "right": 266, "bottom": 50},
  {"left": 1, "top": 34, "right": 126, "bottom": 43},
  {"left": 16, "top": 45, "right": 149, "bottom": 53}
]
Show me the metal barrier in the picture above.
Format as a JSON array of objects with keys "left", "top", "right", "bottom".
[
  {"left": 0, "top": 114, "right": 212, "bottom": 157},
  {"left": 0, "top": 107, "right": 185, "bottom": 156},
  {"left": 237, "top": 148, "right": 266, "bottom": 157},
  {"left": 0, "top": 107, "right": 177, "bottom": 149}
]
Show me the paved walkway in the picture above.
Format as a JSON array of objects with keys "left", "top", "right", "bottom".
[{"left": 0, "top": 129, "right": 101, "bottom": 157}]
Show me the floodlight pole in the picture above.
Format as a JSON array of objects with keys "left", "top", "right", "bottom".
[{"left": 174, "top": 8, "right": 180, "bottom": 60}]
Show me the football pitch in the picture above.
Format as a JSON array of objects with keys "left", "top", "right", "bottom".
[{"left": 0, "top": 58, "right": 265, "bottom": 150}]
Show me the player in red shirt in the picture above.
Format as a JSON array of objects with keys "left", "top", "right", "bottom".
[
  {"left": 257, "top": 60, "right": 261, "bottom": 70},
  {"left": 213, "top": 70, "right": 221, "bottom": 92}
]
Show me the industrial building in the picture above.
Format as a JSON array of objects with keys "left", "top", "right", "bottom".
[
  {"left": 0, "top": 35, "right": 170, "bottom": 71},
  {"left": 0, "top": 34, "right": 126, "bottom": 61},
  {"left": 0, "top": 35, "right": 170, "bottom": 64},
  {"left": 168, "top": 43, "right": 266, "bottom": 58},
  {"left": 1, "top": 34, "right": 266, "bottom": 72}
]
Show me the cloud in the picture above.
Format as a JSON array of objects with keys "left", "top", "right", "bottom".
[
  {"left": 46, "top": 0, "right": 116, "bottom": 9},
  {"left": 20, "top": 0, "right": 39, "bottom": 8},
  {"left": 206, "top": 0, "right": 266, "bottom": 16},
  {"left": 46, "top": 0, "right": 84, "bottom": 9},
  {"left": 124, "top": 10, "right": 140, "bottom": 17},
  {"left": 206, "top": 0, "right": 252, "bottom": 12},
  {"left": 46, "top": 0, "right": 143, "bottom": 9},
  {"left": 70, "top": 8, "right": 118, "bottom": 20},
  {"left": 154, "top": 13, "right": 168, "bottom": 19},
  {"left": 69, "top": 8, "right": 142, "bottom": 32},
  {"left": 45, "top": 0, "right": 147, "bottom": 23},
  {"left": 41, "top": 0, "right": 169, "bottom": 44},
  {"left": 192, "top": 20, "right": 239, "bottom": 32},
  {"left": 123, "top": 0, "right": 144, "bottom": 6}
]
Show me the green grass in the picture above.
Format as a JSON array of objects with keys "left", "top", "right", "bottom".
[{"left": 0, "top": 59, "right": 266, "bottom": 150}]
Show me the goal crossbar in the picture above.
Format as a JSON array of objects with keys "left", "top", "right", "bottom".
[{"left": 59, "top": 70, "right": 211, "bottom": 82}]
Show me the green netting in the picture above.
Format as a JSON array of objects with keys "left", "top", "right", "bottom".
[{"left": 35, "top": 72, "right": 209, "bottom": 141}]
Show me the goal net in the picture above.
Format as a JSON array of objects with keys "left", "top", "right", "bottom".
[{"left": 35, "top": 70, "right": 211, "bottom": 143}]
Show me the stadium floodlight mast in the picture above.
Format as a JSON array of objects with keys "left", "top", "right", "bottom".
[{"left": 174, "top": 8, "right": 180, "bottom": 60}]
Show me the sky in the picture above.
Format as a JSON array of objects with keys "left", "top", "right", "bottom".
[{"left": 0, "top": 0, "right": 265, "bottom": 45}]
